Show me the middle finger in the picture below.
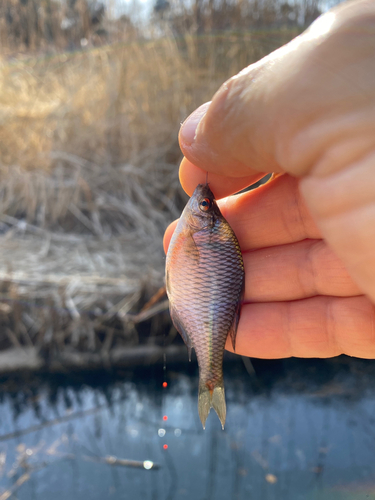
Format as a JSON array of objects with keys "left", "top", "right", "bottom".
[{"left": 243, "top": 239, "right": 361, "bottom": 302}]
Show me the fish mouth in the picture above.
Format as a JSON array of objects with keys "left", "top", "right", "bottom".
[{"left": 195, "top": 183, "right": 215, "bottom": 200}]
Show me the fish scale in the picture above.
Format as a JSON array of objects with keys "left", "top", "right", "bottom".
[{"left": 166, "top": 184, "right": 244, "bottom": 429}]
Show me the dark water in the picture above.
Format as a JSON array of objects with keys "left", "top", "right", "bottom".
[{"left": 1, "top": 356, "right": 375, "bottom": 500}]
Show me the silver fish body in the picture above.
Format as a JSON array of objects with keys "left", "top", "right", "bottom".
[{"left": 166, "top": 184, "right": 244, "bottom": 429}]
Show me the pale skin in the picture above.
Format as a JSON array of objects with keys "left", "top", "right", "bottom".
[{"left": 164, "top": 0, "right": 375, "bottom": 359}]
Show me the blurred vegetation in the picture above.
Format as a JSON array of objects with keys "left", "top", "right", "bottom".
[
  {"left": 154, "top": 0, "right": 321, "bottom": 34},
  {"left": 0, "top": 32, "right": 302, "bottom": 172},
  {"left": 0, "top": 0, "right": 324, "bottom": 174},
  {"left": 0, "top": 0, "right": 322, "bottom": 53},
  {"left": 0, "top": 0, "right": 338, "bottom": 369}
]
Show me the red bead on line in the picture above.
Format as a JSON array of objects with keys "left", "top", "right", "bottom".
[
  {"left": 163, "top": 444, "right": 168, "bottom": 450},
  {"left": 163, "top": 415, "right": 168, "bottom": 421},
  {"left": 162, "top": 382, "right": 168, "bottom": 388}
]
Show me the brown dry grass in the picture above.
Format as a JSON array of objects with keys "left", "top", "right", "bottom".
[{"left": 0, "top": 32, "right": 299, "bottom": 169}]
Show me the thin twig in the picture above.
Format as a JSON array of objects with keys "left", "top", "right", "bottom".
[
  {"left": 139, "top": 285, "right": 166, "bottom": 313},
  {"left": 127, "top": 299, "right": 169, "bottom": 323},
  {"left": 0, "top": 403, "right": 113, "bottom": 442},
  {"left": 0, "top": 473, "right": 30, "bottom": 500},
  {"left": 0, "top": 214, "right": 84, "bottom": 243}
]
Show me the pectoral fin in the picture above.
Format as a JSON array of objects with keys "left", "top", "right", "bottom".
[
  {"left": 186, "top": 232, "right": 200, "bottom": 264},
  {"left": 169, "top": 304, "right": 193, "bottom": 361}
]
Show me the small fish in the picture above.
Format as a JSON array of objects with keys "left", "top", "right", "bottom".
[{"left": 166, "top": 184, "right": 244, "bottom": 429}]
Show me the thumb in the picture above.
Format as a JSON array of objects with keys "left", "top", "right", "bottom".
[{"left": 179, "top": 0, "right": 375, "bottom": 179}]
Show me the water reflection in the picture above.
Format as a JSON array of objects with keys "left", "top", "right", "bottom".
[{"left": 0, "top": 356, "right": 374, "bottom": 499}]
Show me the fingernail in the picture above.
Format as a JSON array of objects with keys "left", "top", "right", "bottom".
[{"left": 180, "top": 102, "right": 211, "bottom": 146}]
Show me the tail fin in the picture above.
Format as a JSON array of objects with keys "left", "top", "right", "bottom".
[{"left": 198, "top": 382, "right": 226, "bottom": 430}]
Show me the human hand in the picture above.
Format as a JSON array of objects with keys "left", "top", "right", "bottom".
[{"left": 164, "top": 0, "right": 375, "bottom": 359}]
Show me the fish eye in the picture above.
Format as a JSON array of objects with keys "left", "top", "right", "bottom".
[{"left": 199, "top": 198, "right": 212, "bottom": 212}]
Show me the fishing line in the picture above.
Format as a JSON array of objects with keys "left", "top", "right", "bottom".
[{"left": 160, "top": 336, "right": 169, "bottom": 450}]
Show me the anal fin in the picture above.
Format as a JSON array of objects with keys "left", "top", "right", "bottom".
[
  {"left": 169, "top": 305, "right": 193, "bottom": 361},
  {"left": 228, "top": 278, "right": 244, "bottom": 352}
]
